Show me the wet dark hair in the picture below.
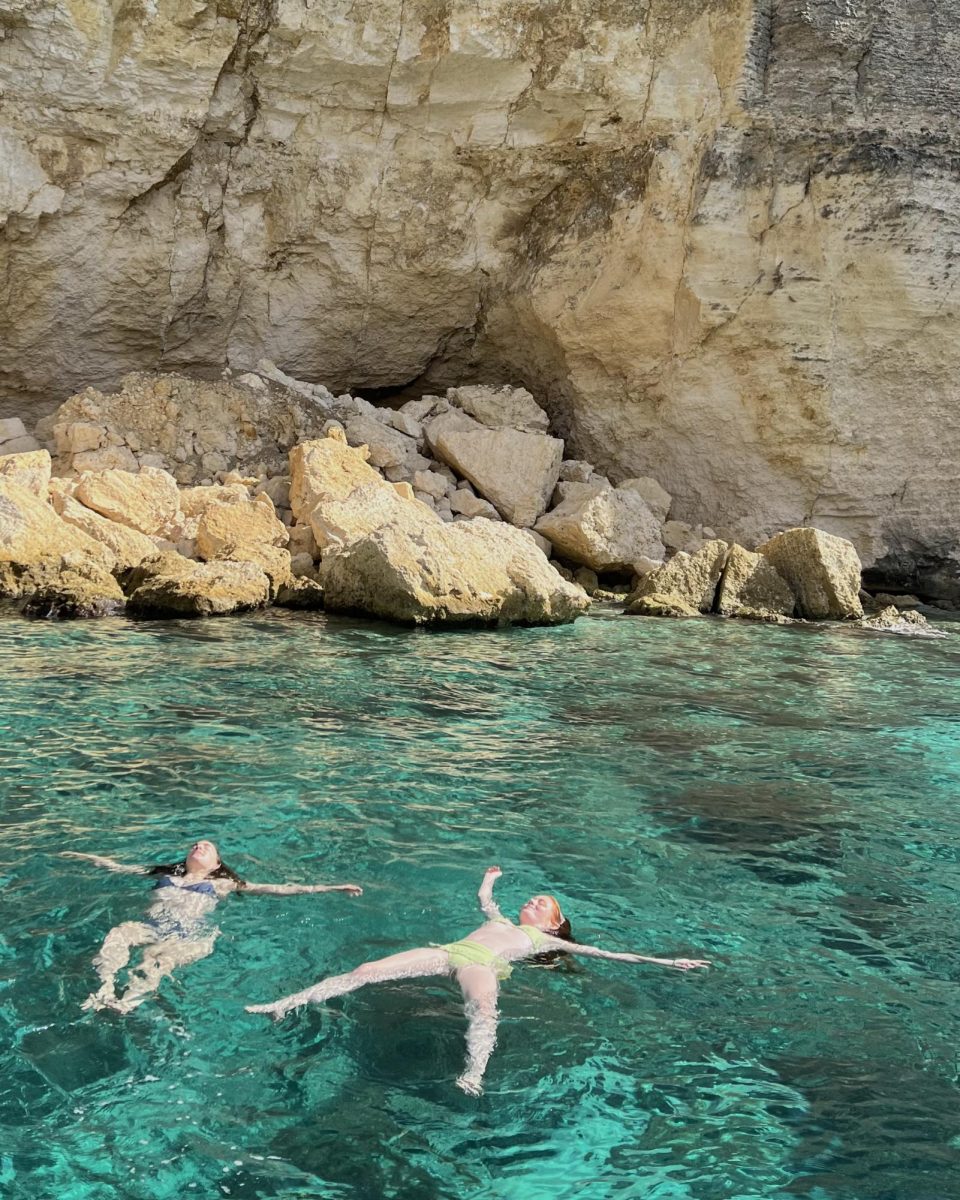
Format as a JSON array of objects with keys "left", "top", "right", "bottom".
[
  {"left": 147, "top": 859, "right": 246, "bottom": 888},
  {"left": 530, "top": 913, "right": 576, "bottom": 967}
]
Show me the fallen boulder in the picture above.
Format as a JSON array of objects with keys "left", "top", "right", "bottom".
[
  {"left": 715, "top": 544, "right": 795, "bottom": 618},
  {"left": 447, "top": 384, "right": 550, "bottom": 433},
  {"left": 756, "top": 528, "right": 863, "bottom": 619},
  {"left": 74, "top": 466, "right": 181, "bottom": 536},
  {"left": 319, "top": 517, "right": 589, "bottom": 626},
  {"left": 0, "top": 449, "right": 52, "bottom": 497},
  {"left": 426, "top": 410, "right": 562, "bottom": 527},
  {"left": 0, "top": 477, "right": 114, "bottom": 584},
  {"left": 126, "top": 557, "right": 272, "bottom": 617},
  {"left": 195, "top": 493, "right": 288, "bottom": 559},
  {"left": 21, "top": 556, "right": 125, "bottom": 620},
  {"left": 534, "top": 484, "right": 665, "bottom": 572},
  {"left": 54, "top": 493, "right": 158, "bottom": 571},
  {"left": 625, "top": 540, "right": 730, "bottom": 615}
]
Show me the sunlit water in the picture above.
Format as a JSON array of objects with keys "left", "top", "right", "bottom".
[{"left": 1, "top": 606, "right": 959, "bottom": 1200}]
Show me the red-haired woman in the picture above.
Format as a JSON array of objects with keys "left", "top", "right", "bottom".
[{"left": 247, "top": 866, "right": 709, "bottom": 1096}]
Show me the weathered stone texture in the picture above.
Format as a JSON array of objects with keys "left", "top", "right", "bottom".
[{"left": 2, "top": 2, "right": 959, "bottom": 589}]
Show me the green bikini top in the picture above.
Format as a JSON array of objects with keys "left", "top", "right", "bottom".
[{"left": 491, "top": 915, "right": 552, "bottom": 950}]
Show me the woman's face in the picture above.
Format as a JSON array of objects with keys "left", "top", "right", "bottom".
[
  {"left": 185, "top": 840, "right": 220, "bottom": 875},
  {"left": 519, "top": 894, "right": 562, "bottom": 931}
]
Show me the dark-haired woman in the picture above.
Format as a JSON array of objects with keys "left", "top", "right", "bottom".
[
  {"left": 246, "top": 866, "right": 709, "bottom": 1096},
  {"left": 64, "top": 840, "right": 362, "bottom": 1013}
]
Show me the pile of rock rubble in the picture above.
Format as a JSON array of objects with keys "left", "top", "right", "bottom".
[{"left": 0, "top": 368, "right": 931, "bottom": 632}]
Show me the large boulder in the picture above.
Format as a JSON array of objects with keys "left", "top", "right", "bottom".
[
  {"left": 309, "top": 481, "right": 440, "bottom": 551},
  {"left": 625, "top": 540, "right": 730, "bottom": 615},
  {"left": 54, "top": 493, "right": 158, "bottom": 571},
  {"left": 319, "top": 517, "right": 589, "bottom": 627},
  {"left": 426, "top": 410, "right": 562, "bottom": 527},
  {"left": 126, "top": 557, "right": 271, "bottom": 617},
  {"left": 179, "top": 482, "right": 251, "bottom": 519},
  {"left": 0, "top": 449, "right": 51, "bottom": 497},
  {"left": 74, "top": 466, "right": 181, "bottom": 536},
  {"left": 195, "top": 493, "right": 288, "bottom": 560},
  {"left": 756, "top": 528, "right": 863, "bottom": 620},
  {"left": 20, "top": 555, "right": 125, "bottom": 620},
  {"left": 534, "top": 484, "right": 665, "bottom": 572},
  {"left": 342, "top": 412, "right": 418, "bottom": 471},
  {"left": 715, "top": 544, "right": 795, "bottom": 618},
  {"left": 289, "top": 436, "right": 436, "bottom": 551},
  {"left": 0, "top": 477, "right": 114, "bottom": 583},
  {"left": 289, "top": 436, "right": 382, "bottom": 522},
  {"left": 447, "top": 385, "right": 550, "bottom": 433}
]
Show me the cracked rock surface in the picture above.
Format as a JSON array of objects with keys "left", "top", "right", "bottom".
[{"left": 2, "top": 1, "right": 959, "bottom": 588}]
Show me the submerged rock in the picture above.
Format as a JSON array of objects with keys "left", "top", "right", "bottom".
[
  {"left": 319, "top": 517, "right": 589, "bottom": 627},
  {"left": 757, "top": 528, "right": 863, "bottom": 620},
  {"left": 625, "top": 592, "right": 701, "bottom": 618}
]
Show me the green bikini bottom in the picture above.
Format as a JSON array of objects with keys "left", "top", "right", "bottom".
[{"left": 437, "top": 925, "right": 552, "bottom": 980}]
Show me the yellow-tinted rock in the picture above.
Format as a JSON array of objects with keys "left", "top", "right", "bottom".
[
  {"left": 319, "top": 517, "right": 590, "bottom": 626},
  {"left": 0, "top": 477, "right": 114, "bottom": 578},
  {"left": 715, "top": 544, "right": 795, "bottom": 617},
  {"left": 195, "top": 492, "right": 288, "bottom": 559},
  {"left": 0, "top": 449, "right": 51, "bottom": 497},
  {"left": 54, "top": 493, "right": 157, "bottom": 570},
  {"left": 127, "top": 559, "right": 271, "bottom": 617},
  {"left": 74, "top": 466, "right": 181, "bottom": 535},
  {"left": 756, "top": 528, "right": 863, "bottom": 620}
]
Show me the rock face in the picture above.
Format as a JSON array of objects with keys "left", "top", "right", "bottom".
[
  {"left": 319, "top": 518, "right": 589, "bottom": 627},
  {"left": 757, "top": 528, "right": 863, "bottom": 620},
  {"left": 2, "top": 2, "right": 958, "bottom": 594}
]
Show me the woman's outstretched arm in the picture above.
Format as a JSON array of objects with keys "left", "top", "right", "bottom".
[
  {"left": 478, "top": 865, "right": 504, "bottom": 920},
  {"left": 242, "top": 881, "right": 363, "bottom": 896},
  {"left": 540, "top": 937, "right": 710, "bottom": 971},
  {"left": 60, "top": 851, "right": 148, "bottom": 876}
]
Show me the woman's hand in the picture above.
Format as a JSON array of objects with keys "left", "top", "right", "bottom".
[
  {"left": 669, "top": 958, "right": 711, "bottom": 971},
  {"left": 484, "top": 866, "right": 502, "bottom": 879},
  {"left": 334, "top": 884, "right": 363, "bottom": 896}
]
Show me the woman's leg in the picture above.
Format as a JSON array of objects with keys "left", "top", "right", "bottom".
[
  {"left": 455, "top": 964, "right": 501, "bottom": 1096},
  {"left": 81, "top": 921, "right": 156, "bottom": 1011},
  {"left": 246, "top": 947, "right": 450, "bottom": 1018},
  {"left": 113, "top": 932, "right": 218, "bottom": 1013}
]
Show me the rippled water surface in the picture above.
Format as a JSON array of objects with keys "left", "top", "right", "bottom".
[{"left": 2, "top": 606, "right": 959, "bottom": 1200}]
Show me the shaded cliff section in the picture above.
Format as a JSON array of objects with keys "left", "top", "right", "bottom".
[{"left": 1, "top": 0, "right": 959, "bottom": 593}]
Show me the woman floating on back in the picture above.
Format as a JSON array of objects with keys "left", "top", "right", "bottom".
[
  {"left": 64, "top": 840, "right": 362, "bottom": 1013},
  {"left": 246, "top": 866, "right": 709, "bottom": 1096}
]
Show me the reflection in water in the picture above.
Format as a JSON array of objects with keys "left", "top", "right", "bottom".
[{"left": 0, "top": 608, "right": 959, "bottom": 1198}]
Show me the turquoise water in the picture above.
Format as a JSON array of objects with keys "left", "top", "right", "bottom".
[{"left": 1, "top": 607, "right": 959, "bottom": 1200}]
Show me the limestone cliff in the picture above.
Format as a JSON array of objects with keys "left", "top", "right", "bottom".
[{"left": 1, "top": 2, "right": 958, "bottom": 593}]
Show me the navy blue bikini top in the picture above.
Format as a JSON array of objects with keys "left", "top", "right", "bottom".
[{"left": 154, "top": 876, "right": 217, "bottom": 897}]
